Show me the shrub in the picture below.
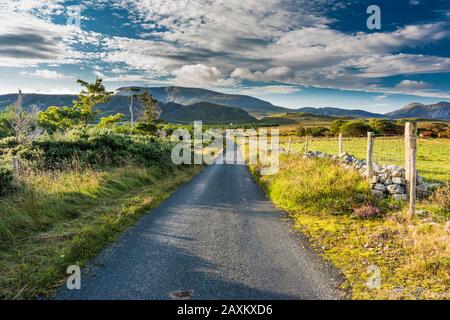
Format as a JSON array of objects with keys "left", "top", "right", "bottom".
[
  {"left": 0, "top": 166, "right": 14, "bottom": 195},
  {"left": 18, "top": 130, "right": 175, "bottom": 170},
  {"left": 341, "top": 120, "right": 372, "bottom": 137},
  {"left": 353, "top": 205, "right": 382, "bottom": 219},
  {"left": 297, "top": 126, "right": 306, "bottom": 137},
  {"left": 330, "top": 119, "right": 347, "bottom": 136},
  {"left": 429, "top": 183, "right": 450, "bottom": 213},
  {"left": 368, "top": 119, "right": 402, "bottom": 135}
]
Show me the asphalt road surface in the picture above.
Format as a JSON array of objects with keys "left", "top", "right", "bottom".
[{"left": 56, "top": 156, "right": 344, "bottom": 300}]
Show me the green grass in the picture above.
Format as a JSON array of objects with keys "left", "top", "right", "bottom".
[
  {"left": 250, "top": 155, "right": 449, "bottom": 299},
  {"left": 280, "top": 136, "right": 450, "bottom": 181},
  {"left": 0, "top": 164, "right": 202, "bottom": 299}
]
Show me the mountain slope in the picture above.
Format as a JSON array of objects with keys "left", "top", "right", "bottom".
[
  {"left": 385, "top": 102, "right": 450, "bottom": 120},
  {"left": 115, "top": 86, "right": 288, "bottom": 116},
  {"left": 160, "top": 102, "right": 256, "bottom": 124},
  {"left": 295, "top": 107, "right": 384, "bottom": 118}
]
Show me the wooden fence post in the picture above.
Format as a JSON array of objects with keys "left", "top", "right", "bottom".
[
  {"left": 405, "top": 122, "right": 417, "bottom": 218},
  {"left": 305, "top": 136, "right": 309, "bottom": 155},
  {"left": 366, "top": 132, "right": 374, "bottom": 179},
  {"left": 338, "top": 133, "right": 343, "bottom": 155}
]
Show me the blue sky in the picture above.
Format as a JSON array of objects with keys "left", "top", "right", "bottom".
[{"left": 0, "top": 0, "right": 449, "bottom": 113}]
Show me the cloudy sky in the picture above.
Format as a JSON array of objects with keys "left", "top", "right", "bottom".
[{"left": 0, "top": 0, "right": 449, "bottom": 113}]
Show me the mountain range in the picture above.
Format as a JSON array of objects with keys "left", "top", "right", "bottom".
[
  {"left": 385, "top": 102, "right": 450, "bottom": 120},
  {"left": 0, "top": 86, "right": 449, "bottom": 122}
]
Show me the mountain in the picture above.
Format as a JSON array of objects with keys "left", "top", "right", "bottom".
[
  {"left": 0, "top": 93, "right": 257, "bottom": 124},
  {"left": 259, "top": 112, "right": 351, "bottom": 126},
  {"left": 160, "top": 102, "right": 256, "bottom": 124},
  {"left": 115, "top": 86, "right": 287, "bottom": 116},
  {"left": 385, "top": 102, "right": 450, "bottom": 120},
  {"left": 295, "top": 107, "right": 384, "bottom": 118}
]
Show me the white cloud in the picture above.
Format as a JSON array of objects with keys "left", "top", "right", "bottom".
[
  {"left": 231, "top": 67, "right": 294, "bottom": 82},
  {"left": 20, "top": 69, "right": 71, "bottom": 79},
  {"left": 1, "top": 0, "right": 450, "bottom": 100},
  {"left": 395, "top": 80, "right": 431, "bottom": 90},
  {"left": 172, "top": 64, "right": 225, "bottom": 86},
  {"left": 238, "top": 85, "right": 302, "bottom": 95}
]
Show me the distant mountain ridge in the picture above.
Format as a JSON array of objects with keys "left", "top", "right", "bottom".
[
  {"left": 295, "top": 107, "right": 384, "bottom": 118},
  {"left": 0, "top": 92, "right": 257, "bottom": 124},
  {"left": 0, "top": 87, "right": 449, "bottom": 122},
  {"left": 385, "top": 102, "right": 450, "bottom": 120}
]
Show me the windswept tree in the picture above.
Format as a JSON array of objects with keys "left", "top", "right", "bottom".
[
  {"left": 128, "top": 87, "right": 141, "bottom": 130},
  {"left": 138, "top": 92, "right": 161, "bottom": 124},
  {"left": 136, "top": 92, "right": 161, "bottom": 135},
  {"left": 73, "top": 77, "right": 113, "bottom": 126},
  {"left": 6, "top": 90, "right": 43, "bottom": 144}
]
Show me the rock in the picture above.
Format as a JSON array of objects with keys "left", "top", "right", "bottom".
[
  {"left": 392, "top": 170, "right": 404, "bottom": 178},
  {"left": 371, "top": 176, "right": 379, "bottom": 184},
  {"left": 384, "top": 178, "right": 392, "bottom": 185},
  {"left": 374, "top": 183, "right": 387, "bottom": 192},
  {"left": 417, "top": 176, "right": 424, "bottom": 185},
  {"left": 416, "top": 210, "right": 427, "bottom": 217},
  {"left": 371, "top": 189, "right": 385, "bottom": 199},
  {"left": 343, "top": 155, "right": 352, "bottom": 162},
  {"left": 392, "top": 193, "right": 408, "bottom": 201},
  {"left": 392, "top": 177, "right": 406, "bottom": 185},
  {"left": 387, "top": 184, "right": 405, "bottom": 195}
]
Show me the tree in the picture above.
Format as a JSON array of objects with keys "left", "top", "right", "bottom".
[
  {"left": 98, "top": 113, "right": 124, "bottom": 129},
  {"left": 6, "top": 90, "right": 43, "bottom": 144},
  {"left": 128, "top": 87, "right": 141, "bottom": 130},
  {"left": 38, "top": 106, "right": 82, "bottom": 134},
  {"left": 138, "top": 92, "right": 161, "bottom": 124},
  {"left": 330, "top": 119, "right": 347, "bottom": 135},
  {"left": 340, "top": 120, "right": 372, "bottom": 137},
  {"left": 73, "top": 77, "right": 113, "bottom": 126}
]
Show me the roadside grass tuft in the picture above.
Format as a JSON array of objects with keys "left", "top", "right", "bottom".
[
  {"left": 0, "top": 164, "right": 202, "bottom": 299},
  {"left": 251, "top": 154, "right": 449, "bottom": 300}
]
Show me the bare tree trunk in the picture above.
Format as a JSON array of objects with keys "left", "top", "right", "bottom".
[{"left": 129, "top": 95, "right": 134, "bottom": 131}]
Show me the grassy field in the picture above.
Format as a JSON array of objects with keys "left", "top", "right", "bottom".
[
  {"left": 0, "top": 164, "right": 202, "bottom": 299},
  {"left": 279, "top": 136, "right": 450, "bottom": 182},
  {"left": 250, "top": 155, "right": 449, "bottom": 299}
]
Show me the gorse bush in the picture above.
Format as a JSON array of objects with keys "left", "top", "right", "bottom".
[
  {"left": 0, "top": 166, "right": 14, "bottom": 195},
  {"left": 18, "top": 129, "right": 175, "bottom": 170}
]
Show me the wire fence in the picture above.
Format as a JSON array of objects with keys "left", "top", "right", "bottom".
[{"left": 280, "top": 123, "right": 449, "bottom": 216}]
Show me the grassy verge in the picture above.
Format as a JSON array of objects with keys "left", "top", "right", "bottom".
[
  {"left": 278, "top": 136, "right": 450, "bottom": 181},
  {"left": 0, "top": 164, "right": 202, "bottom": 299},
  {"left": 250, "top": 155, "right": 449, "bottom": 299}
]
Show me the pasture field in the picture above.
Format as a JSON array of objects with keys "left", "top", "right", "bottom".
[{"left": 278, "top": 136, "right": 450, "bottom": 182}]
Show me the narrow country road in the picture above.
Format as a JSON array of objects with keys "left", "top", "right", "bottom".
[{"left": 56, "top": 154, "right": 344, "bottom": 300}]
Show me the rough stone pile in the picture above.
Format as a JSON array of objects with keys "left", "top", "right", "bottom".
[{"left": 298, "top": 150, "right": 442, "bottom": 201}]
